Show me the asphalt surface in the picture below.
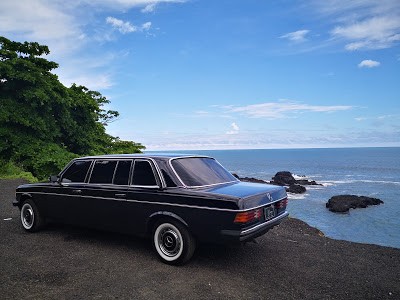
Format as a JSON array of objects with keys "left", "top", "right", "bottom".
[{"left": 1, "top": 179, "right": 399, "bottom": 300}]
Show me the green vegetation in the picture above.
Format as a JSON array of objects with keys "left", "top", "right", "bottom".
[
  {"left": 0, "top": 160, "right": 37, "bottom": 182},
  {"left": 0, "top": 36, "right": 145, "bottom": 181}
]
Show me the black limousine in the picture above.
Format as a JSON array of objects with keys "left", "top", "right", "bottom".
[{"left": 14, "top": 154, "right": 288, "bottom": 264}]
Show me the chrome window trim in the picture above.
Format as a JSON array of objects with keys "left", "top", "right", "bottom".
[
  {"left": 59, "top": 159, "right": 94, "bottom": 184},
  {"left": 88, "top": 159, "right": 118, "bottom": 185},
  {"left": 148, "top": 158, "right": 167, "bottom": 189},
  {"left": 130, "top": 158, "right": 163, "bottom": 189},
  {"left": 112, "top": 160, "right": 134, "bottom": 186},
  {"left": 16, "top": 191, "right": 287, "bottom": 213},
  {"left": 111, "top": 160, "right": 119, "bottom": 183},
  {"left": 168, "top": 156, "right": 239, "bottom": 188}
]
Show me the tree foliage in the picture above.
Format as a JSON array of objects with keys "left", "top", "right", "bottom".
[{"left": 0, "top": 36, "right": 145, "bottom": 179}]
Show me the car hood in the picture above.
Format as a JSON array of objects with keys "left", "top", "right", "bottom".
[{"left": 198, "top": 181, "right": 287, "bottom": 210}]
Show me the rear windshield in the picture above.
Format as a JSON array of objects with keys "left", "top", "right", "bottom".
[{"left": 171, "top": 157, "right": 237, "bottom": 187}]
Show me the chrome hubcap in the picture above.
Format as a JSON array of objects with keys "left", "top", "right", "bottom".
[
  {"left": 21, "top": 204, "right": 34, "bottom": 229},
  {"left": 158, "top": 228, "right": 181, "bottom": 257}
]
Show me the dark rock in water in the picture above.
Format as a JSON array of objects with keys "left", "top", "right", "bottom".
[
  {"left": 232, "top": 173, "right": 268, "bottom": 184},
  {"left": 271, "top": 171, "right": 296, "bottom": 185},
  {"left": 286, "top": 184, "right": 306, "bottom": 194},
  {"left": 233, "top": 171, "right": 321, "bottom": 194},
  {"left": 271, "top": 171, "right": 322, "bottom": 187},
  {"left": 326, "top": 195, "right": 384, "bottom": 213},
  {"left": 240, "top": 177, "right": 267, "bottom": 184},
  {"left": 296, "top": 179, "right": 321, "bottom": 186}
]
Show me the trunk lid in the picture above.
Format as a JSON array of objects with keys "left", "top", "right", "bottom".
[{"left": 200, "top": 181, "right": 287, "bottom": 210}]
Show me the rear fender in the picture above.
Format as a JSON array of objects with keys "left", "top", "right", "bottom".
[{"left": 146, "top": 211, "right": 188, "bottom": 234}]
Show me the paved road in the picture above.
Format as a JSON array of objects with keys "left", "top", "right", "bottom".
[{"left": 1, "top": 179, "right": 399, "bottom": 299}]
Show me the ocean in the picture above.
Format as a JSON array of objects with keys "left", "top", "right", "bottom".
[{"left": 153, "top": 147, "right": 400, "bottom": 249}]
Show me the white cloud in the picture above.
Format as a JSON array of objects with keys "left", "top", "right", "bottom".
[
  {"left": 106, "top": 17, "right": 137, "bottom": 33},
  {"left": 309, "top": 1, "right": 400, "bottom": 51},
  {"left": 85, "top": 0, "right": 186, "bottom": 10},
  {"left": 226, "top": 122, "right": 240, "bottom": 135},
  {"left": 0, "top": 0, "right": 185, "bottom": 91},
  {"left": 231, "top": 123, "right": 239, "bottom": 131},
  {"left": 280, "top": 30, "right": 310, "bottom": 42},
  {"left": 0, "top": 0, "right": 83, "bottom": 55},
  {"left": 141, "top": 3, "right": 157, "bottom": 13},
  {"left": 358, "top": 59, "right": 381, "bottom": 68},
  {"left": 332, "top": 16, "right": 400, "bottom": 50},
  {"left": 60, "top": 73, "right": 113, "bottom": 90},
  {"left": 106, "top": 17, "right": 151, "bottom": 34},
  {"left": 223, "top": 101, "right": 353, "bottom": 119},
  {"left": 132, "top": 127, "right": 400, "bottom": 150},
  {"left": 141, "top": 21, "right": 152, "bottom": 31},
  {"left": 355, "top": 117, "right": 367, "bottom": 121}
]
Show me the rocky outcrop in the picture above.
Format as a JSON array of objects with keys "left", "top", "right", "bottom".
[
  {"left": 271, "top": 171, "right": 321, "bottom": 187},
  {"left": 232, "top": 174, "right": 267, "bottom": 184},
  {"left": 286, "top": 184, "right": 306, "bottom": 194},
  {"left": 233, "top": 171, "right": 321, "bottom": 194},
  {"left": 271, "top": 171, "right": 296, "bottom": 185},
  {"left": 296, "top": 179, "right": 320, "bottom": 186},
  {"left": 269, "top": 171, "right": 322, "bottom": 194},
  {"left": 326, "top": 195, "right": 384, "bottom": 213}
]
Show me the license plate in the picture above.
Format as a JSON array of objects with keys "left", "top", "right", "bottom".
[{"left": 264, "top": 206, "right": 276, "bottom": 221}]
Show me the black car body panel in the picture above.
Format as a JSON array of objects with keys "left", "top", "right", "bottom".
[{"left": 14, "top": 154, "right": 289, "bottom": 245}]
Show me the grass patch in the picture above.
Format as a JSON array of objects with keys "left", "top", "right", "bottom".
[{"left": 0, "top": 161, "right": 38, "bottom": 183}]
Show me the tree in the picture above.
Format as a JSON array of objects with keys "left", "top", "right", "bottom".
[{"left": 0, "top": 36, "right": 145, "bottom": 179}]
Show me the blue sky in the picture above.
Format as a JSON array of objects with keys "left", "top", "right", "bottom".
[{"left": 1, "top": 0, "right": 399, "bottom": 150}]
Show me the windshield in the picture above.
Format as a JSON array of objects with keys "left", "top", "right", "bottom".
[{"left": 171, "top": 157, "right": 238, "bottom": 187}]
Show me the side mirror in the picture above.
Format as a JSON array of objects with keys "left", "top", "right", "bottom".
[{"left": 49, "top": 175, "right": 59, "bottom": 183}]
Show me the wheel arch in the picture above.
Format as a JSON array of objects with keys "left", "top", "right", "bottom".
[
  {"left": 18, "top": 193, "right": 33, "bottom": 208},
  {"left": 146, "top": 211, "right": 189, "bottom": 236}
]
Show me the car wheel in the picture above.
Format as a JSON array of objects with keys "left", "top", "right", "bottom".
[
  {"left": 153, "top": 219, "right": 196, "bottom": 265},
  {"left": 20, "top": 199, "right": 44, "bottom": 232}
]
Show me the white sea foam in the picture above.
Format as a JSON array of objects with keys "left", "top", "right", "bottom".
[
  {"left": 320, "top": 182, "right": 335, "bottom": 187},
  {"left": 305, "top": 185, "right": 324, "bottom": 190},
  {"left": 321, "top": 179, "right": 400, "bottom": 186},
  {"left": 287, "top": 193, "right": 309, "bottom": 200},
  {"left": 292, "top": 174, "right": 309, "bottom": 180}
]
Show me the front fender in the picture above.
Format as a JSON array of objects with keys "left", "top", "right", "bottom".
[{"left": 13, "top": 192, "right": 32, "bottom": 207}]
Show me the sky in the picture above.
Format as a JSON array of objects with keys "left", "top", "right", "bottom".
[{"left": 1, "top": 0, "right": 399, "bottom": 150}]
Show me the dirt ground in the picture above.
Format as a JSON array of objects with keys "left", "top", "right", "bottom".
[{"left": 1, "top": 179, "right": 399, "bottom": 299}]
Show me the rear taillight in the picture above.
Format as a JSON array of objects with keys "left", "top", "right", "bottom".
[
  {"left": 234, "top": 208, "right": 263, "bottom": 223},
  {"left": 275, "top": 198, "right": 288, "bottom": 209}
]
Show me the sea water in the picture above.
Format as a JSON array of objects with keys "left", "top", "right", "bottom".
[{"left": 154, "top": 148, "right": 400, "bottom": 249}]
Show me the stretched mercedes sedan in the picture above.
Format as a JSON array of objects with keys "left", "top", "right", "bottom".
[{"left": 14, "top": 154, "right": 288, "bottom": 264}]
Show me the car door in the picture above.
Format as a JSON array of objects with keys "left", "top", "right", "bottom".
[
  {"left": 81, "top": 159, "right": 133, "bottom": 231},
  {"left": 43, "top": 159, "right": 93, "bottom": 224},
  {"left": 124, "top": 159, "right": 163, "bottom": 236}
]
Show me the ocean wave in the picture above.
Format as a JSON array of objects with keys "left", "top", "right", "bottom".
[
  {"left": 320, "top": 179, "right": 400, "bottom": 186},
  {"left": 287, "top": 193, "right": 309, "bottom": 200},
  {"left": 292, "top": 174, "right": 309, "bottom": 180},
  {"left": 305, "top": 185, "right": 324, "bottom": 190}
]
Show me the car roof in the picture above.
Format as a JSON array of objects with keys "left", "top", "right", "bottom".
[{"left": 75, "top": 153, "right": 208, "bottom": 161}]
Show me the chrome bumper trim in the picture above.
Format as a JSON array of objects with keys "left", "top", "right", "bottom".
[{"left": 240, "top": 211, "right": 289, "bottom": 236}]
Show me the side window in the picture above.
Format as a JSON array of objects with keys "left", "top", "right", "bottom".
[
  {"left": 162, "top": 170, "right": 177, "bottom": 187},
  {"left": 62, "top": 161, "right": 92, "bottom": 183},
  {"left": 89, "top": 160, "right": 117, "bottom": 184},
  {"left": 113, "top": 160, "right": 132, "bottom": 185},
  {"left": 132, "top": 160, "right": 157, "bottom": 186}
]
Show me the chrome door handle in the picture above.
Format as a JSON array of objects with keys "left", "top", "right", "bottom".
[
  {"left": 115, "top": 193, "right": 126, "bottom": 198},
  {"left": 72, "top": 189, "right": 82, "bottom": 194}
]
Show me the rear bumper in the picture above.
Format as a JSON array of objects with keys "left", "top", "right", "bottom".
[{"left": 220, "top": 211, "right": 289, "bottom": 242}]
